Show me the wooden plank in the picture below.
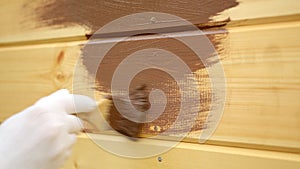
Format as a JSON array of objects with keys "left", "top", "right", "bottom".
[
  {"left": 0, "top": 22, "right": 299, "bottom": 152},
  {"left": 0, "top": 43, "right": 81, "bottom": 118},
  {"left": 209, "top": 21, "right": 300, "bottom": 151},
  {"left": 0, "top": 0, "right": 299, "bottom": 44},
  {"left": 61, "top": 134, "right": 300, "bottom": 169}
]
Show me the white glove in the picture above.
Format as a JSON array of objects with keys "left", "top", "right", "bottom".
[{"left": 0, "top": 89, "right": 97, "bottom": 169}]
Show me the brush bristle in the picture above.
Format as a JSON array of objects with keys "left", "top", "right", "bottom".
[
  {"left": 106, "top": 85, "right": 149, "bottom": 139},
  {"left": 97, "top": 98, "right": 112, "bottom": 121}
]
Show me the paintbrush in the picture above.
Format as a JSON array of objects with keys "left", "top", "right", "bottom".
[{"left": 77, "top": 85, "right": 149, "bottom": 139}]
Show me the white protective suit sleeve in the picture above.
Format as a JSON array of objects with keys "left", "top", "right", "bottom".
[{"left": 0, "top": 89, "right": 97, "bottom": 169}]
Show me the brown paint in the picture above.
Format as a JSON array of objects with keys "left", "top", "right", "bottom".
[
  {"left": 83, "top": 34, "right": 215, "bottom": 136},
  {"left": 33, "top": 0, "right": 238, "bottom": 33},
  {"left": 29, "top": 1, "right": 238, "bottom": 137},
  {"left": 108, "top": 85, "right": 150, "bottom": 138}
]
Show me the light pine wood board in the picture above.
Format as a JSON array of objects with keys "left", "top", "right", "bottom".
[
  {"left": 0, "top": 22, "right": 299, "bottom": 152},
  {"left": 61, "top": 134, "right": 300, "bottom": 169},
  {"left": 0, "top": 0, "right": 299, "bottom": 44}
]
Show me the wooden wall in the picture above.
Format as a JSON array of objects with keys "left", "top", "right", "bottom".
[{"left": 0, "top": 0, "right": 299, "bottom": 168}]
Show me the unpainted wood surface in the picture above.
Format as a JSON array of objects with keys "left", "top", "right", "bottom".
[{"left": 61, "top": 134, "right": 300, "bottom": 169}]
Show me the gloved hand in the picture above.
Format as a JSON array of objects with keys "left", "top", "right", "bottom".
[{"left": 0, "top": 89, "right": 97, "bottom": 169}]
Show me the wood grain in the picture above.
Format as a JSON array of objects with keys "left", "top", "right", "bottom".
[
  {"left": 0, "top": 22, "right": 299, "bottom": 153},
  {"left": 61, "top": 134, "right": 300, "bottom": 169},
  {"left": 0, "top": 44, "right": 80, "bottom": 118},
  {"left": 0, "top": 0, "right": 299, "bottom": 44}
]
